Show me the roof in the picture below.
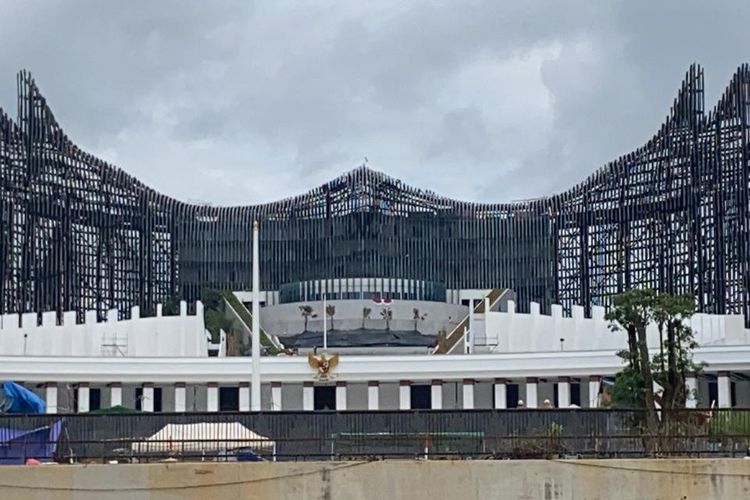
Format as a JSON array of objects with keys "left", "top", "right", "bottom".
[{"left": 284, "top": 329, "right": 438, "bottom": 348}]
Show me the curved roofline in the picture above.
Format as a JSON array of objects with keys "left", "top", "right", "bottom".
[{"left": 2, "top": 63, "right": 746, "bottom": 218}]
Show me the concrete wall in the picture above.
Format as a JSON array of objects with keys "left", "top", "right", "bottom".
[
  {"left": 484, "top": 300, "right": 750, "bottom": 353},
  {"left": 259, "top": 299, "right": 468, "bottom": 336},
  {"left": 0, "top": 302, "right": 207, "bottom": 357},
  {"left": 2, "top": 460, "right": 749, "bottom": 500}
]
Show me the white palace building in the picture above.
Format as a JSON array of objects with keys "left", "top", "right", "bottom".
[{"left": 1, "top": 292, "right": 749, "bottom": 414}]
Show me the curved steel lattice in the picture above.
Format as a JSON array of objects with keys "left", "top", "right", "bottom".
[{"left": 1, "top": 65, "right": 749, "bottom": 322}]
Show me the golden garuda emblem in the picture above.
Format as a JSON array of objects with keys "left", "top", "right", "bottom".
[{"left": 308, "top": 352, "right": 340, "bottom": 380}]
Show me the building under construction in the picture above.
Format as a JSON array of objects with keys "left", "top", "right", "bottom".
[{"left": 2, "top": 64, "right": 750, "bottom": 322}]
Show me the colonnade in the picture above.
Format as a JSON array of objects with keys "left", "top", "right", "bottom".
[{"left": 39, "top": 371, "right": 746, "bottom": 413}]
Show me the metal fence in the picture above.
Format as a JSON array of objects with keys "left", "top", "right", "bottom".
[{"left": 1, "top": 409, "right": 749, "bottom": 464}]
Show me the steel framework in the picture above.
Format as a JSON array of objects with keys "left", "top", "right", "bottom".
[{"left": 1, "top": 65, "right": 749, "bottom": 321}]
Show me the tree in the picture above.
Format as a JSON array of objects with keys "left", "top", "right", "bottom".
[
  {"left": 651, "top": 293, "right": 702, "bottom": 411},
  {"left": 326, "top": 304, "right": 336, "bottom": 330},
  {"left": 606, "top": 289, "right": 704, "bottom": 448},
  {"left": 362, "top": 307, "right": 371, "bottom": 329},
  {"left": 412, "top": 308, "right": 427, "bottom": 330},
  {"left": 200, "top": 288, "right": 233, "bottom": 342},
  {"left": 162, "top": 293, "right": 182, "bottom": 316},
  {"left": 299, "top": 305, "right": 315, "bottom": 331},
  {"left": 380, "top": 308, "right": 393, "bottom": 331}
]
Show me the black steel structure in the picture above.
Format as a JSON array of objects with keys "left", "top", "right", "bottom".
[{"left": 2, "top": 65, "right": 750, "bottom": 321}]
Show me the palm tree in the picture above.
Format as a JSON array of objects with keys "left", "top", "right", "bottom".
[
  {"left": 362, "top": 307, "right": 372, "bottom": 329},
  {"left": 326, "top": 304, "right": 336, "bottom": 331},
  {"left": 412, "top": 308, "right": 427, "bottom": 330},
  {"left": 380, "top": 308, "right": 393, "bottom": 331},
  {"left": 299, "top": 305, "right": 315, "bottom": 331}
]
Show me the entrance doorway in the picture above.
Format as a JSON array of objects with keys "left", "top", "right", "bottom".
[
  {"left": 410, "top": 385, "right": 431, "bottom": 409},
  {"left": 314, "top": 386, "right": 336, "bottom": 410}
]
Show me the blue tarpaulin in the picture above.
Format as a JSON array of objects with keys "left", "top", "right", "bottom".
[
  {"left": 0, "top": 421, "right": 62, "bottom": 464},
  {"left": 2, "top": 381, "right": 46, "bottom": 414}
]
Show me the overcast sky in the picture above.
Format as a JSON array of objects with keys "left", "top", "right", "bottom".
[{"left": 0, "top": 1, "right": 747, "bottom": 205}]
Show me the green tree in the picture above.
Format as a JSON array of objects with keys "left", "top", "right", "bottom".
[
  {"left": 162, "top": 293, "right": 182, "bottom": 316},
  {"left": 606, "top": 289, "right": 704, "bottom": 445},
  {"left": 201, "top": 288, "right": 232, "bottom": 342}
]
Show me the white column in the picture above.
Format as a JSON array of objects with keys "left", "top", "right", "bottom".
[
  {"left": 141, "top": 383, "right": 154, "bottom": 413},
  {"left": 462, "top": 379, "right": 475, "bottom": 409},
  {"left": 77, "top": 383, "right": 90, "bottom": 413},
  {"left": 718, "top": 372, "right": 732, "bottom": 408},
  {"left": 467, "top": 299, "right": 474, "bottom": 354},
  {"left": 525, "top": 378, "right": 538, "bottom": 408},
  {"left": 431, "top": 380, "right": 443, "bottom": 410},
  {"left": 685, "top": 375, "right": 697, "bottom": 408},
  {"left": 494, "top": 378, "right": 507, "bottom": 409},
  {"left": 303, "top": 383, "right": 314, "bottom": 411},
  {"left": 368, "top": 382, "right": 380, "bottom": 410},
  {"left": 336, "top": 382, "right": 347, "bottom": 410},
  {"left": 251, "top": 220, "right": 262, "bottom": 411},
  {"left": 399, "top": 381, "right": 411, "bottom": 410},
  {"left": 45, "top": 383, "right": 58, "bottom": 414},
  {"left": 207, "top": 383, "right": 219, "bottom": 412},
  {"left": 109, "top": 383, "right": 122, "bottom": 408},
  {"left": 588, "top": 376, "right": 601, "bottom": 408},
  {"left": 174, "top": 383, "right": 187, "bottom": 412},
  {"left": 239, "top": 383, "right": 250, "bottom": 411},
  {"left": 558, "top": 377, "right": 571, "bottom": 408},
  {"left": 271, "top": 382, "right": 282, "bottom": 411}
]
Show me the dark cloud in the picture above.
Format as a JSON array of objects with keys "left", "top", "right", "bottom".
[{"left": 0, "top": 1, "right": 746, "bottom": 204}]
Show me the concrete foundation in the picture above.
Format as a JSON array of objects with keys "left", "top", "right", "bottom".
[{"left": 1, "top": 459, "right": 749, "bottom": 500}]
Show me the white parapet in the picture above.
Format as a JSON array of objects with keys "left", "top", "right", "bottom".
[
  {"left": 0, "top": 301, "right": 208, "bottom": 358},
  {"left": 484, "top": 302, "right": 750, "bottom": 353}
]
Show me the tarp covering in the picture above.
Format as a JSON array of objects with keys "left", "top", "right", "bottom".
[
  {"left": 130, "top": 422, "right": 275, "bottom": 454},
  {"left": 2, "top": 381, "right": 46, "bottom": 414},
  {"left": 0, "top": 420, "right": 62, "bottom": 464}
]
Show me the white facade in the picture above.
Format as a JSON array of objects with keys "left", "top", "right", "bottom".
[
  {"left": 0, "top": 302, "right": 207, "bottom": 358},
  {"left": 2, "top": 298, "right": 750, "bottom": 413},
  {"left": 478, "top": 300, "right": 750, "bottom": 352}
]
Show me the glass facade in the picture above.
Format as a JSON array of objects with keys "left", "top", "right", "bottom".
[{"left": 278, "top": 278, "right": 447, "bottom": 303}]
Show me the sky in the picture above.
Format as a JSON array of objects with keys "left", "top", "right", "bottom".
[{"left": 0, "top": 1, "right": 748, "bottom": 206}]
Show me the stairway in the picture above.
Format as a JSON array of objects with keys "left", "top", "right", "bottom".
[
  {"left": 222, "top": 291, "right": 283, "bottom": 355},
  {"left": 432, "top": 288, "right": 507, "bottom": 354}
]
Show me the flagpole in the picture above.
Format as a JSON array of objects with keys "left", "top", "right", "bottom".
[{"left": 251, "top": 220, "right": 261, "bottom": 411}]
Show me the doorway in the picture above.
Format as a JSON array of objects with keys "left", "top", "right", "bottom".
[{"left": 314, "top": 386, "right": 336, "bottom": 410}]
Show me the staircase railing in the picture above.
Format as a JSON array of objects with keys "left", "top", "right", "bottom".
[{"left": 433, "top": 288, "right": 506, "bottom": 354}]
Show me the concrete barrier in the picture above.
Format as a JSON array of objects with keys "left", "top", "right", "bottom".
[{"left": 1, "top": 459, "right": 749, "bottom": 500}]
